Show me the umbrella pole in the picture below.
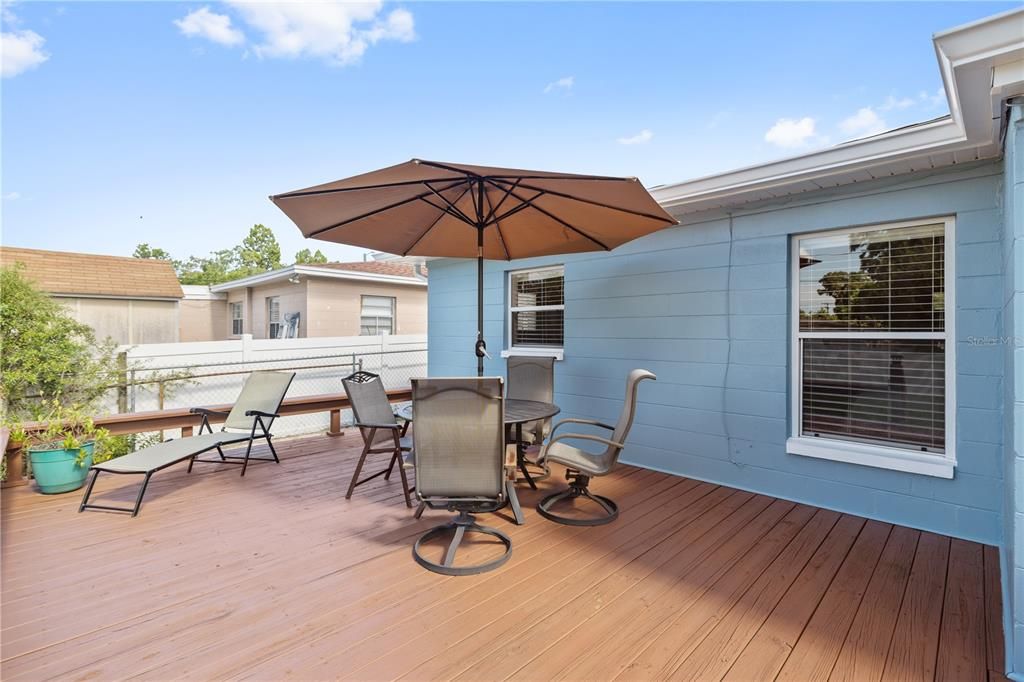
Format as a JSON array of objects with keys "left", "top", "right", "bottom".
[{"left": 475, "top": 226, "right": 485, "bottom": 377}]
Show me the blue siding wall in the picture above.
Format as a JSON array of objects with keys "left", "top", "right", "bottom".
[
  {"left": 1002, "top": 102, "right": 1024, "bottom": 674},
  {"left": 427, "top": 160, "right": 1006, "bottom": 545}
]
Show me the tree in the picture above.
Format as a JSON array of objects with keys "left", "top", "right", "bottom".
[
  {"left": 132, "top": 243, "right": 172, "bottom": 261},
  {"left": 294, "top": 248, "right": 328, "bottom": 265},
  {"left": 0, "top": 265, "right": 118, "bottom": 420},
  {"left": 176, "top": 249, "right": 240, "bottom": 286},
  {"left": 238, "top": 224, "right": 282, "bottom": 272}
]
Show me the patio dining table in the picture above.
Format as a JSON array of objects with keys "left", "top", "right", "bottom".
[{"left": 395, "top": 398, "right": 561, "bottom": 524}]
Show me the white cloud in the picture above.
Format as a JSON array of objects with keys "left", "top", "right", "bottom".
[
  {"left": 920, "top": 87, "right": 946, "bottom": 108},
  {"left": 880, "top": 95, "right": 915, "bottom": 112},
  {"left": 764, "top": 117, "right": 818, "bottom": 148},
  {"left": 2, "top": 6, "right": 48, "bottom": 78},
  {"left": 544, "top": 76, "right": 573, "bottom": 94},
  {"left": 616, "top": 129, "right": 653, "bottom": 145},
  {"left": 225, "top": 1, "right": 415, "bottom": 66},
  {"left": 839, "top": 107, "right": 888, "bottom": 137},
  {"left": 174, "top": 7, "right": 244, "bottom": 46},
  {"left": 3, "top": 191, "right": 20, "bottom": 201},
  {"left": 1, "top": 29, "right": 47, "bottom": 77}
]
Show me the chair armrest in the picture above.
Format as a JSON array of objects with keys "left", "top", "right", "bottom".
[
  {"left": 245, "top": 410, "right": 280, "bottom": 419},
  {"left": 549, "top": 418, "right": 616, "bottom": 439},
  {"left": 190, "top": 407, "right": 229, "bottom": 417},
  {"left": 546, "top": 432, "right": 624, "bottom": 452},
  {"left": 353, "top": 421, "right": 402, "bottom": 430}
]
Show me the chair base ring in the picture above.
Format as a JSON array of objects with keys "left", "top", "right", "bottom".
[
  {"left": 413, "top": 515, "right": 512, "bottom": 576},
  {"left": 537, "top": 487, "right": 619, "bottom": 526}
]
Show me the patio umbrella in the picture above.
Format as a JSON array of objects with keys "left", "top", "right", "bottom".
[{"left": 271, "top": 159, "right": 677, "bottom": 376}]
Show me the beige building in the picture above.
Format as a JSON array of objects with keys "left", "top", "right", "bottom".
[
  {"left": 209, "top": 261, "right": 428, "bottom": 340},
  {"left": 1, "top": 246, "right": 184, "bottom": 345},
  {"left": 178, "top": 285, "right": 229, "bottom": 342}
]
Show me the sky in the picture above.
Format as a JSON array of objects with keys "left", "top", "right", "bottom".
[{"left": 1, "top": 1, "right": 1017, "bottom": 265}]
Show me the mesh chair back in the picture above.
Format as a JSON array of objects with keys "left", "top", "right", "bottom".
[
  {"left": 412, "top": 377, "right": 505, "bottom": 501},
  {"left": 507, "top": 356, "right": 555, "bottom": 442},
  {"left": 223, "top": 371, "right": 296, "bottom": 432},
  {"left": 606, "top": 369, "right": 657, "bottom": 466},
  {"left": 343, "top": 372, "right": 398, "bottom": 446}
]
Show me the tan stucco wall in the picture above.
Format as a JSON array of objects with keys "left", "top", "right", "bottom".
[
  {"left": 227, "top": 281, "right": 307, "bottom": 340},
  {"left": 179, "top": 299, "right": 229, "bottom": 342},
  {"left": 56, "top": 297, "right": 179, "bottom": 345},
  {"left": 305, "top": 278, "right": 427, "bottom": 337}
]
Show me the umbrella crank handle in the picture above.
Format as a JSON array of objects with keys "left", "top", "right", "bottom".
[{"left": 475, "top": 338, "right": 491, "bottom": 360}]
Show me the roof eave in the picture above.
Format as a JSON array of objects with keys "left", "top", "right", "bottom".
[{"left": 210, "top": 264, "right": 428, "bottom": 292}]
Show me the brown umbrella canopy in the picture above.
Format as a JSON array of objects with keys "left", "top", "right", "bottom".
[
  {"left": 271, "top": 159, "right": 677, "bottom": 375},
  {"left": 270, "top": 159, "right": 676, "bottom": 260}
]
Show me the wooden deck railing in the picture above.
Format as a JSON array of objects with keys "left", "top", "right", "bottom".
[{"left": 2, "top": 388, "right": 412, "bottom": 488}]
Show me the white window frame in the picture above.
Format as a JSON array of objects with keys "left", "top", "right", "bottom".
[
  {"left": 786, "top": 216, "right": 957, "bottom": 479},
  {"left": 267, "top": 296, "right": 282, "bottom": 339},
  {"left": 230, "top": 302, "right": 243, "bottom": 336},
  {"left": 360, "top": 295, "right": 396, "bottom": 336},
  {"left": 502, "top": 265, "right": 565, "bottom": 361}
]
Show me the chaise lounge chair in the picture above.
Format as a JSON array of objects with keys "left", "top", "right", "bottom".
[{"left": 79, "top": 371, "right": 295, "bottom": 517}]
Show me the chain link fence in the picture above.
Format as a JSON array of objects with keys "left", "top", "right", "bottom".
[{"left": 100, "top": 335, "right": 426, "bottom": 439}]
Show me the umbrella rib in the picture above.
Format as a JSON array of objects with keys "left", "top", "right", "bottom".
[
  {"left": 489, "top": 178, "right": 676, "bottom": 224},
  {"left": 423, "top": 181, "right": 477, "bottom": 226},
  {"left": 482, "top": 186, "right": 511, "bottom": 260},
  {"left": 484, "top": 190, "right": 543, "bottom": 227},
  {"left": 273, "top": 177, "right": 462, "bottom": 199},
  {"left": 306, "top": 188, "right": 441, "bottom": 238},
  {"left": 484, "top": 179, "right": 611, "bottom": 251},
  {"left": 482, "top": 178, "right": 521, "bottom": 224},
  {"left": 402, "top": 185, "right": 473, "bottom": 256}
]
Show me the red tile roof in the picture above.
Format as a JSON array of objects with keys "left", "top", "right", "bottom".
[
  {"left": 1, "top": 247, "right": 184, "bottom": 299},
  {"left": 318, "top": 261, "right": 426, "bottom": 279}
]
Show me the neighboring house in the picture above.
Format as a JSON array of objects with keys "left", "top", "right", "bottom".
[
  {"left": 0, "top": 246, "right": 183, "bottom": 344},
  {"left": 209, "top": 261, "right": 427, "bottom": 340},
  {"left": 178, "top": 284, "right": 229, "bottom": 342},
  {"left": 425, "top": 9, "right": 1024, "bottom": 673}
]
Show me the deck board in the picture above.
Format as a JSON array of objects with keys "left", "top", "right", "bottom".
[{"left": 0, "top": 433, "right": 1002, "bottom": 681}]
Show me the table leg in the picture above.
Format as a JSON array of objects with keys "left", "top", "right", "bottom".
[{"left": 516, "top": 423, "right": 537, "bottom": 490}]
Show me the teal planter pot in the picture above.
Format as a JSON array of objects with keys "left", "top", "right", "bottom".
[{"left": 28, "top": 442, "right": 94, "bottom": 494}]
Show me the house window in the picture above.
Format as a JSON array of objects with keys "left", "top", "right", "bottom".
[
  {"left": 230, "top": 302, "right": 243, "bottom": 335},
  {"left": 508, "top": 266, "right": 564, "bottom": 350},
  {"left": 267, "top": 297, "right": 282, "bottom": 339},
  {"left": 360, "top": 295, "right": 395, "bottom": 335},
  {"left": 787, "top": 217, "right": 955, "bottom": 478}
]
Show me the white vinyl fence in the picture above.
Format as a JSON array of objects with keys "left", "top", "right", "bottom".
[{"left": 106, "top": 334, "right": 426, "bottom": 438}]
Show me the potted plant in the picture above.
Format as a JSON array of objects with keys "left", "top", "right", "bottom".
[{"left": 8, "top": 402, "right": 112, "bottom": 494}]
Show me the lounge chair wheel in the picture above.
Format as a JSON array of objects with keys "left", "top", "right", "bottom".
[
  {"left": 413, "top": 511, "right": 512, "bottom": 576},
  {"left": 537, "top": 475, "right": 619, "bottom": 526}
]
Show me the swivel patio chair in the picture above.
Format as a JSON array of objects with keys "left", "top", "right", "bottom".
[
  {"left": 411, "top": 377, "right": 511, "bottom": 576},
  {"left": 79, "top": 370, "right": 295, "bottom": 517},
  {"left": 343, "top": 371, "right": 414, "bottom": 507},
  {"left": 537, "top": 369, "right": 655, "bottom": 526},
  {"left": 506, "top": 355, "right": 555, "bottom": 481}
]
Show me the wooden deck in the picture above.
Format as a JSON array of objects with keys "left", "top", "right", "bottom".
[{"left": 1, "top": 433, "right": 1007, "bottom": 681}]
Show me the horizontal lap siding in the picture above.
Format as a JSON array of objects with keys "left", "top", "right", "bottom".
[{"left": 427, "top": 161, "right": 1005, "bottom": 544}]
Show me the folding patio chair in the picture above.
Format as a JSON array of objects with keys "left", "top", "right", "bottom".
[
  {"left": 79, "top": 371, "right": 295, "bottom": 517},
  {"left": 342, "top": 371, "right": 414, "bottom": 507}
]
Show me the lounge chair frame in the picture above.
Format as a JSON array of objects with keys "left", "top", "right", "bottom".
[{"left": 79, "top": 371, "right": 293, "bottom": 517}]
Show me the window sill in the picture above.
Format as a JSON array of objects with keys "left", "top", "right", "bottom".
[
  {"left": 500, "top": 348, "right": 564, "bottom": 361},
  {"left": 786, "top": 436, "right": 954, "bottom": 479}
]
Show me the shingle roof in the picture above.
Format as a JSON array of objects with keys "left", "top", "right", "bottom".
[
  {"left": 318, "top": 261, "right": 426, "bottom": 278},
  {"left": 1, "top": 247, "right": 184, "bottom": 299}
]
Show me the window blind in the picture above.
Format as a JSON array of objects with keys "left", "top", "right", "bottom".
[
  {"left": 360, "top": 295, "right": 395, "bottom": 336},
  {"left": 510, "top": 267, "right": 564, "bottom": 348},
  {"left": 796, "top": 222, "right": 947, "bottom": 454}
]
